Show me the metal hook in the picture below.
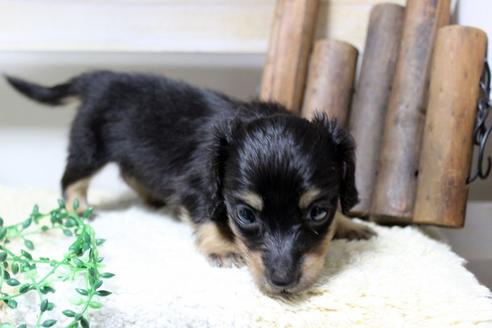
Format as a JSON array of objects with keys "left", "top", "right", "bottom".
[{"left": 467, "top": 60, "right": 492, "bottom": 184}]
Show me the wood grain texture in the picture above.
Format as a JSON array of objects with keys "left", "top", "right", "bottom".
[
  {"left": 371, "top": 0, "right": 451, "bottom": 224},
  {"left": 260, "top": 0, "right": 320, "bottom": 112},
  {"left": 414, "top": 25, "right": 487, "bottom": 228},
  {"left": 301, "top": 39, "right": 358, "bottom": 126},
  {"left": 348, "top": 3, "right": 404, "bottom": 218}
]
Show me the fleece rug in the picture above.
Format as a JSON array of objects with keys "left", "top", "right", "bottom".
[{"left": 0, "top": 185, "right": 491, "bottom": 328}]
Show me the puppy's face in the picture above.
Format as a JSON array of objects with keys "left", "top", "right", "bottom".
[{"left": 218, "top": 114, "right": 358, "bottom": 295}]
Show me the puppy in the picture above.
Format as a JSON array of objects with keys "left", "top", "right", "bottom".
[{"left": 6, "top": 71, "right": 375, "bottom": 295}]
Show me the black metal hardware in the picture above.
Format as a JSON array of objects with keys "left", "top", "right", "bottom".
[{"left": 468, "top": 60, "right": 492, "bottom": 183}]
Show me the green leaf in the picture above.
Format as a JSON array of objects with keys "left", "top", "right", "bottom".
[
  {"left": 83, "top": 233, "right": 91, "bottom": 245},
  {"left": 82, "top": 208, "right": 93, "bottom": 219},
  {"left": 76, "top": 288, "right": 88, "bottom": 296},
  {"left": 17, "top": 324, "right": 27, "bottom": 328},
  {"left": 40, "top": 285, "right": 56, "bottom": 294},
  {"left": 6, "top": 278, "right": 20, "bottom": 286},
  {"left": 41, "top": 225, "right": 50, "bottom": 232},
  {"left": 3, "top": 270, "right": 10, "bottom": 279},
  {"left": 80, "top": 317, "right": 89, "bottom": 328},
  {"left": 0, "top": 217, "right": 3, "bottom": 226},
  {"left": 95, "top": 239, "right": 106, "bottom": 246},
  {"left": 7, "top": 299, "right": 17, "bottom": 309},
  {"left": 73, "top": 258, "right": 85, "bottom": 268},
  {"left": 47, "top": 302, "right": 55, "bottom": 311},
  {"left": 41, "top": 319, "right": 57, "bottom": 327},
  {"left": 72, "top": 199, "right": 80, "bottom": 210},
  {"left": 63, "top": 229, "right": 74, "bottom": 237},
  {"left": 63, "top": 309, "right": 77, "bottom": 317},
  {"left": 89, "top": 268, "right": 97, "bottom": 279},
  {"left": 40, "top": 299, "right": 49, "bottom": 312},
  {"left": 96, "top": 290, "right": 111, "bottom": 297},
  {"left": 12, "top": 262, "right": 19, "bottom": 274},
  {"left": 0, "top": 252, "right": 7, "bottom": 261},
  {"left": 94, "top": 280, "right": 103, "bottom": 289},
  {"left": 19, "top": 283, "right": 31, "bottom": 294},
  {"left": 88, "top": 301, "right": 103, "bottom": 309},
  {"left": 0, "top": 228, "right": 7, "bottom": 240},
  {"left": 101, "top": 272, "right": 115, "bottom": 279},
  {"left": 20, "top": 263, "right": 30, "bottom": 273},
  {"left": 21, "top": 217, "right": 32, "bottom": 229},
  {"left": 64, "top": 218, "right": 76, "bottom": 228},
  {"left": 32, "top": 204, "right": 39, "bottom": 215},
  {"left": 58, "top": 199, "right": 66, "bottom": 209},
  {"left": 24, "top": 239, "right": 34, "bottom": 250},
  {"left": 21, "top": 249, "right": 32, "bottom": 260}
]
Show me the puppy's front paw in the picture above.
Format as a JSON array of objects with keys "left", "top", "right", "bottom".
[
  {"left": 334, "top": 213, "right": 376, "bottom": 241},
  {"left": 207, "top": 252, "right": 245, "bottom": 268},
  {"left": 195, "top": 222, "right": 244, "bottom": 268}
]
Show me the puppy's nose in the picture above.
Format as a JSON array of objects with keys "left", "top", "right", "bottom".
[{"left": 268, "top": 270, "right": 298, "bottom": 288}]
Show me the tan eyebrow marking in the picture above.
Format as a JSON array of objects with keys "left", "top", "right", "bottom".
[
  {"left": 299, "top": 188, "right": 322, "bottom": 209},
  {"left": 235, "top": 191, "right": 263, "bottom": 211}
]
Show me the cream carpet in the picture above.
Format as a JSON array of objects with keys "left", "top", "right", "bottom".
[{"left": 1, "top": 186, "right": 491, "bottom": 328}]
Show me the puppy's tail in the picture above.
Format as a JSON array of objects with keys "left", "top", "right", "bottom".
[{"left": 4, "top": 75, "right": 78, "bottom": 106}]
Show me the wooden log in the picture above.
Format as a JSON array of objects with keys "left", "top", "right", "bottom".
[
  {"left": 348, "top": 4, "right": 405, "bottom": 218},
  {"left": 260, "top": 0, "right": 320, "bottom": 113},
  {"left": 301, "top": 39, "right": 358, "bottom": 126},
  {"left": 414, "top": 26, "right": 487, "bottom": 228},
  {"left": 371, "top": 0, "right": 450, "bottom": 224}
]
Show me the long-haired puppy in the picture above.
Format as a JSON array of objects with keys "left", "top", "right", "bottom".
[{"left": 6, "top": 71, "right": 375, "bottom": 295}]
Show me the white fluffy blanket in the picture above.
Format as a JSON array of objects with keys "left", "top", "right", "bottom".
[{"left": 1, "top": 186, "right": 491, "bottom": 328}]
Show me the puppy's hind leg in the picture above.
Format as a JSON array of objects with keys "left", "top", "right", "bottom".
[
  {"left": 62, "top": 161, "right": 103, "bottom": 214},
  {"left": 61, "top": 120, "right": 106, "bottom": 214},
  {"left": 121, "top": 172, "right": 166, "bottom": 208}
]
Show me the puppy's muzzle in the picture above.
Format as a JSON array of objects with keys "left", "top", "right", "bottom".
[{"left": 265, "top": 253, "right": 301, "bottom": 291}]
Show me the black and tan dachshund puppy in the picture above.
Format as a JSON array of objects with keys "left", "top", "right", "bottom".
[{"left": 6, "top": 71, "right": 375, "bottom": 295}]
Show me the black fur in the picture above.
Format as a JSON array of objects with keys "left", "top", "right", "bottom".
[{"left": 6, "top": 71, "right": 359, "bottom": 293}]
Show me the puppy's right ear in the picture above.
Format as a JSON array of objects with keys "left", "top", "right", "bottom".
[
  {"left": 311, "top": 113, "right": 359, "bottom": 215},
  {"left": 203, "top": 120, "right": 238, "bottom": 220}
]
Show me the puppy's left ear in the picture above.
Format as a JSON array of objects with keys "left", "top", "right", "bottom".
[
  {"left": 312, "top": 113, "right": 359, "bottom": 215},
  {"left": 203, "top": 120, "right": 237, "bottom": 220}
]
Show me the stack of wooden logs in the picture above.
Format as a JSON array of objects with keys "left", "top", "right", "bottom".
[{"left": 260, "top": 0, "right": 487, "bottom": 228}]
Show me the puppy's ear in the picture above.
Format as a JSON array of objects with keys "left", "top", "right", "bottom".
[
  {"left": 204, "top": 120, "right": 237, "bottom": 220},
  {"left": 312, "top": 113, "right": 359, "bottom": 214}
]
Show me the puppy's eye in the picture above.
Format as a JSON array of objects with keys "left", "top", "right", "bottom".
[
  {"left": 236, "top": 205, "right": 258, "bottom": 227},
  {"left": 307, "top": 205, "right": 329, "bottom": 223}
]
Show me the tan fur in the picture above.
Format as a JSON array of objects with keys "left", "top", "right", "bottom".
[
  {"left": 235, "top": 191, "right": 263, "bottom": 211},
  {"left": 65, "top": 177, "right": 90, "bottom": 213},
  {"left": 334, "top": 212, "right": 376, "bottom": 240},
  {"left": 194, "top": 222, "right": 240, "bottom": 263},
  {"left": 233, "top": 217, "right": 335, "bottom": 294},
  {"left": 298, "top": 224, "right": 336, "bottom": 292},
  {"left": 177, "top": 206, "right": 193, "bottom": 225},
  {"left": 230, "top": 212, "right": 374, "bottom": 294},
  {"left": 298, "top": 188, "right": 321, "bottom": 209},
  {"left": 229, "top": 221, "right": 267, "bottom": 288},
  {"left": 121, "top": 173, "right": 161, "bottom": 206}
]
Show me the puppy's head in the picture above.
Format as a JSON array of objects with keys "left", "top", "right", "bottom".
[{"left": 208, "top": 109, "right": 358, "bottom": 295}]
